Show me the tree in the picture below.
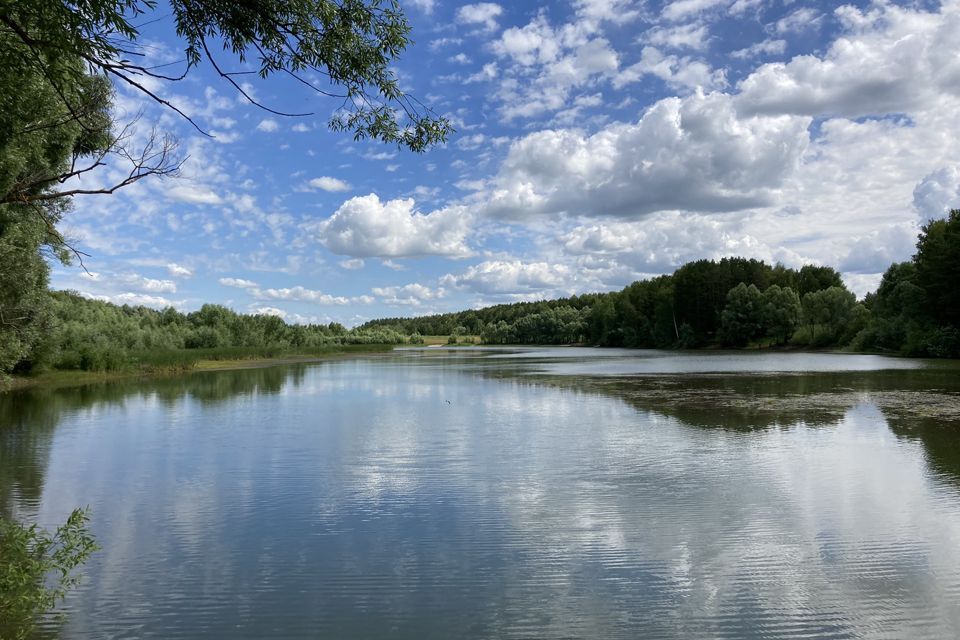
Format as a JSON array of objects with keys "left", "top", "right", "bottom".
[
  {"left": 718, "top": 283, "right": 763, "bottom": 347},
  {"left": 759, "top": 285, "right": 801, "bottom": 345},
  {"left": 914, "top": 209, "right": 960, "bottom": 327},
  {"left": 795, "top": 265, "right": 843, "bottom": 296},
  {"left": 0, "top": 0, "right": 451, "bottom": 154},
  {"left": 800, "top": 286, "right": 856, "bottom": 346}
]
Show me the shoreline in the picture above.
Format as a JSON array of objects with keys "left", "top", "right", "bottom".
[
  {"left": 3, "top": 343, "right": 941, "bottom": 394},
  {"left": 2, "top": 348, "right": 397, "bottom": 393}
]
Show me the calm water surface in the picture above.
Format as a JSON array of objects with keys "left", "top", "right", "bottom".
[{"left": 2, "top": 348, "right": 960, "bottom": 639}]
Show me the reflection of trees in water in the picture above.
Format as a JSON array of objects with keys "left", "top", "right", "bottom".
[
  {"left": 0, "top": 364, "right": 311, "bottom": 517},
  {"left": 885, "top": 413, "right": 960, "bottom": 486},
  {"left": 519, "top": 367, "right": 960, "bottom": 431},
  {"left": 481, "top": 366, "right": 960, "bottom": 488},
  {"left": 0, "top": 392, "right": 60, "bottom": 518}
]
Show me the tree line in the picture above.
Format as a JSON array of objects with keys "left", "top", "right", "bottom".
[
  {"left": 363, "top": 211, "right": 960, "bottom": 359},
  {"left": 2, "top": 291, "right": 406, "bottom": 374}
]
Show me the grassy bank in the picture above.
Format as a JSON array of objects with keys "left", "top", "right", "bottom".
[{"left": 3, "top": 344, "right": 396, "bottom": 392}]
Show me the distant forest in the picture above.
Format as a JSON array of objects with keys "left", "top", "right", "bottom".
[
  {"left": 2, "top": 210, "right": 957, "bottom": 377},
  {"left": 1, "top": 293, "right": 406, "bottom": 375},
  {"left": 364, "top": 210, "right": 960, "bottom": 359}
]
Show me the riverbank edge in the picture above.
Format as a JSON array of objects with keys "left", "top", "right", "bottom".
[{"left": 1, "top": 346, "right": 398, "bottom": 393}]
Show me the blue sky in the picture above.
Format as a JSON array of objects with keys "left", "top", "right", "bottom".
[{"left": 52, "top": 0, "right": 960, "bottom": 326}]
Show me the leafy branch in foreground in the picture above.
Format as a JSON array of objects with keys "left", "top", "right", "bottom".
[
  {"left": 0, "top": 0, "right": 452, "bottom": 150},
  {"left": 0, "top": 508, "right": 99, "bottom": 640}
]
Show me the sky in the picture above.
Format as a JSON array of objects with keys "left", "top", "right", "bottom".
[{"left": 51, "top": 0, "right": 960, "bottom": 326}]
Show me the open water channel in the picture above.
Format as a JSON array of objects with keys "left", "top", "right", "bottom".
[{"left": 2, "top": 348, "right": 960, "bottom": 639}]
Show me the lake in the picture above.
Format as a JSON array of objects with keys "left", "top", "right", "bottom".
[{"left": 3, "top": 348, "right": 960, "bottom": 639}]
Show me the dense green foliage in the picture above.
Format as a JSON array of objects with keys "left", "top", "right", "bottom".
[
  {"left": 0, "top": 508, "right": 98, "bottom": 640},
  {"left": 0, "top": 17, "right": 115, "bottom": 374},
  {"left": 11, "top": 291, "right": 405, "bottom": 373},
  {"left": 363, "top": 231, "right": 960, "bottom": 358},
  {"left": 852, "top": 210, "right": 960, "bottom": 358},
  {"left": 362, "top": 258, "right": 852, "bottom": 349}
]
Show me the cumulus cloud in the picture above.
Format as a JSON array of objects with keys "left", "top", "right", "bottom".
[
  {"left": 838, "top": 224, "right": 920, "bottom": 274},
  {"left": 118, "top": 273, "right": 177, "bottom": 294},
  {"left": 308, "top": 176, "right": 351, "bottom": 192},
  {"left": 479, "top": 90, "right": 810, "bottom": 220},
  {"left": 615, "top": 46, "right": 725, "bottom": 91},
  {"left": 560, "top": 214, "right": 780, "bottom": 274},
  {"left": 86, "top": 292, "right": 183, "bottom": 309},
  {"left": 254, "top": 286, "right": 350, "bottom": 305},
  {"left": 406, "top": 0, "right": 434, "bottom": 14},
  {"left": 774, "top": 8, "right": 823, "bottom": 34},
  {"left": 441, "top": 261, "right": 573, "bottom": 296},
  {"left": 736, "top": 3, "right": 960, "bottom": 118},
  {"left": 661, "top": 0, "right": 727, "bottom": 22},
  {"left": 731, "top": 38, "right": 785, "bottom": 60},
  {"left": 219, "top": 277, "right": 360, "bottom": 306},
  {"left": 219, "top": 277, "right": 259, "bottom": 288},
  {"left": 490, "top": 13, "right": 620, "bottom": 119},
  {"left": 573, "top": 0, "right": 642, "bottom": 25},
  {"left": 645, "top": 22, "right": 711, "bottom": 51},
  {"left": 372, "top": 283, "right": 445, "bottom": 306},
  {"left": 315, "top": 194, "right": 473, "bottom": 258},
  {"left": 913, "top": 166, "right": 960, "bottom": 220},
  {"left": 251, "top": 306, "right": 288, "bottom": 318},
  {"left": 456, "top": 3, "right": 503, "bottom": 31}
]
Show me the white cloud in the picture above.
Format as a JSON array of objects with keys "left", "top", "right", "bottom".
[
  {"left": 430, "top": 37, "right": 463, "bottom": 50},
  {"left": 166, "top": 263, "right": 193, "bottom": 278},
  {"left": 315, "top": 194, "right": 473, "bottom": 258},
  {"left": 737, "top": 3, "right": 960, "bottom": 118},
  {"left": 466, "top": 62, "right": 498, "bottom": 84},
  {"left": 913, "top": 166, "right": 960, "bottom": 220},
  {"left": 167, "top": 184, "right": 222, "bottom": 205},
  {"left": 775, "top": 8, "right": 822, "bottom": 34},
  {"left": 118, "top": 273, "right": 177, "bottom": 294},
  {"left": 308, "top": 176, "right": 351, "bottom": 192},
  {"left": 662, "top": 0, "right": 727, "bottom": 22},
  {"left": 456, "top": 3, "right": 504, "bottom": 31},
  {"left": 839, "top": 224, "right": 920, "bottom": 274},
  {"left": 497, "top": 35, "right": 620, "bottom": 120},
  {"left": 560, "top": 214, "right": 780, "bottom": 275},
  {"left": 731, "top": 38, "right": 786, "bottom": 60},
  {"left": 254, "top": 286, "right": 350, "bottom": 305},
  {"left": 441, "top": 260, "right": 573, "bottom": 296},
  {"left": 338, "top": 258, "right": 365, "bottom": 270},
  {"left": 479, "top": 90, "right": 810, "bottom": 220},
  {"left": 85, "top": 292, "right": 183, "bottom": 309},
  {"left": 493, "top": 14, "right": 562, "bottom": 66},
  {"left": 372, "top": 283, "right": 445, "bottom": 306},
  {"left": 251, "top": 306, "right": 288, "bottom": 318},
  {"left": 615, "top": 46, "right": 725, "bottom": 92},
  {"left": 574, "top": 0, "right": 642, "bottom": 25},
  {"left": 256, "top": 118, "right": 279, "bottom": 132},
  {"left": 407, "top": 0, "right": 435, "bottom": 14},
  {"left": 645, "top": 22, "right": 711, "bottom": 51},
  {"left": 219, "top": 277, "right": 259, "bottom": 289},
  {"left": 488, "top": 11, "right": 626, "bottom": 120},
  {"left": 457, "top": 133, "right": 487, "bottom": 150}
]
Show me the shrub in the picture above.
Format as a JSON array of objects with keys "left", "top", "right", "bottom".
[{"left": 0, "top": 508, "right": 98, "bottom": 640}]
